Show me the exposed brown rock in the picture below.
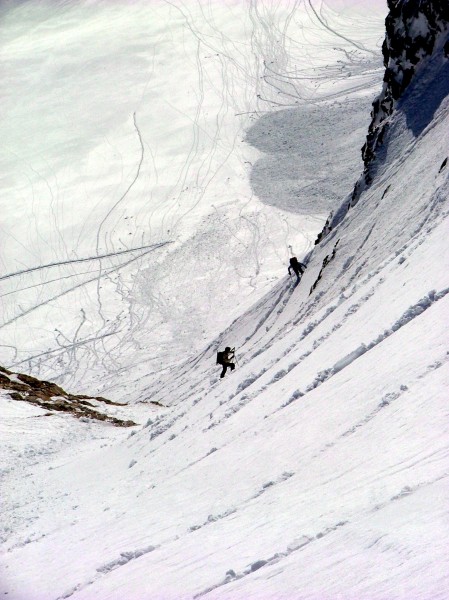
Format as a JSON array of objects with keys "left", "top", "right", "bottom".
[{"left": 1, "top": 366, "right": 137, "bottom": 427}]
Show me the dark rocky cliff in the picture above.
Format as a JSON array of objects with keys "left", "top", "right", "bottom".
[
  {"left": 359, "top": 0, "right": 449, "bottom": 186},
  {"left": 316, "top": 0, "right": 449, "bottom": 243}
]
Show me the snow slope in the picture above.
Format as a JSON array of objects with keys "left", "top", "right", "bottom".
[
  {"left": 2, "top": 4, "right": 449, "bottom": 597},
  {"left": 0, "top": 0, "right": 386, "bottom": 398}
]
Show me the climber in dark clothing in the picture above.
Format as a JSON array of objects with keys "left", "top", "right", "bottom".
[
  {"left": 288, "top": 257, "right": 307, "bottom": 282},
  {"left": 218, "top": 347, "right": 235, "bottom": 378}
]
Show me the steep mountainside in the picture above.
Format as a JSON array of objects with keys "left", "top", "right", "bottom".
[{"left": 2, "top": 2, "right": 448, "bottom": 599}]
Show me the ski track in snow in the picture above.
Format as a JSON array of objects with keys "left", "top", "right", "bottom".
[{"left": 0, "top": 0, "right": 386, "bottom": 397}]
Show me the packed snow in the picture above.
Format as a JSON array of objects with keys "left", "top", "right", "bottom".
[{"left": 2, "top": 1, "right": 449, "bottom": 599}]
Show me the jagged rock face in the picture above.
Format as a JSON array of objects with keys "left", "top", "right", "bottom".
[
  {"left": 382, "top": 0, "right": 449, "bottom": 99},
  {"left": 317, "top": 0, "right": 449, "bottom": 244},
  {"left": 356, "top": 0, "right": 449, "bottom": 195},
  {"left": 315, "top": 0, "right": 449, "bottom": 244}
]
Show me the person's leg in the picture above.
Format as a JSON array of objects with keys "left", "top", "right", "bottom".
[
  {"left": 220, "top": 364, "right": 228, "bottom": 378},
  {"left": 230, "top": 363, "right": 235, "bottom": 372}
]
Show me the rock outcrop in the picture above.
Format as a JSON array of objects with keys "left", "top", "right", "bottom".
[
  {"left": 357, "top": 0, "right": 449, "bottom": 194},
  {"left": 0, "top": 366, "right": 136, "bottom": 426},
  {"left": 315, "top": 0, "right": 449, "bottom": 243}
]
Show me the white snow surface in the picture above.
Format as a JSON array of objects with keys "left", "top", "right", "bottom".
[
  {"left": 3, "top": 1, "right": 449, "bottom": 599},
  {"left": 1, "top": 0, "right": 386, "bottom": 398}
]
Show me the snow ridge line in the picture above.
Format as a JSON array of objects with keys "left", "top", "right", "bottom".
[
  {"left": 194, "top": 468, "right": 449, "bottom": 599},
  {"left": 282, "top": 287, "right": 449, "bottom": 409},
  {"left": 189, "top": 508, "right": 238, "bottom": 532},
  {"left": 291, "top": 177, "right": 447, "bottom": 346},
  {"left": 371, "top": 472, "right": 449, "bottom": 514},
  {"left": 96, "top": 544, "right": 157, "bottom": 574},
  {"left": 193, "top": 519, "right": 349, "bottom": 598},
  {"left": 188, "top": 472, "right": 295, "bottom": 534},
  {"left": 58, "top": 544, "right": 159, "bottom": 599}
]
